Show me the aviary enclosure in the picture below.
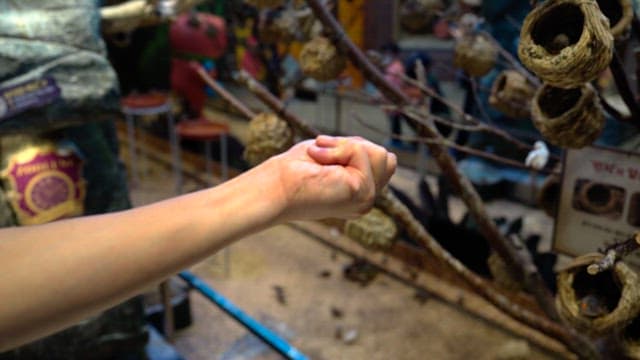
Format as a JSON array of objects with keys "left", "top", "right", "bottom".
[{"left": 4, "top": 0, "right": 640, "bottom": 359}]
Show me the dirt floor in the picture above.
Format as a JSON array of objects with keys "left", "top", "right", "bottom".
[{"left": 128, "top": 151, "right": 556, "bottom": 360}]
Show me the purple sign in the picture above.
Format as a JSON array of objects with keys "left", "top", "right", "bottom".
[
  {"left": 2, "top": 145, "right": 85, "bottom": 225},
  {"left": 0, "top": 77, "right": 61, "bottom": 120}
]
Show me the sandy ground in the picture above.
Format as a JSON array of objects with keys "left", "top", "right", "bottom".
[{"left": 129, "top": 157, "right": 554, "bottom": 360}]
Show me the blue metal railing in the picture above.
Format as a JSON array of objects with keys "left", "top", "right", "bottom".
[{"left": 178, "top": 271, "right": 309, "bottom": 360}]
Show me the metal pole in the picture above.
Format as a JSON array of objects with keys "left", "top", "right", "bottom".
[
  {"left": 220, "top": 133, "right": 230, "bottom": 277},
  {"left": 178, "top": 271, "right": 309, "bottom": 360},
  {"left": 168, "top": 112, "right": 182, "bottom": 195},
  {"left": 221, "top": 133, "right": 228, "bottom": 182},
  {"left": 126, "top": 112, "right": 138, "bottom": 187},
  {"left": 204, "top": 140, "right": 213, "bottom": 186}
]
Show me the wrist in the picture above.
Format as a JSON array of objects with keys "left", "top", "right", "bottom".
[{"left": 228, "top": 158, "right": 289, "bottom": 227}]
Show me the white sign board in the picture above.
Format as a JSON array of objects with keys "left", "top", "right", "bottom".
[{"left": 553, "top": 146, "right": 640, "bottom": 266}]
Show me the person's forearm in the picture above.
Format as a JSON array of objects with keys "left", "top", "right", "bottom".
[{"left": 0, "top": 161, "right": 285, "bottom": 350}]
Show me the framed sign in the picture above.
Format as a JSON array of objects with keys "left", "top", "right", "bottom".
[{"left": 553, "top": 146, "right": 640, "bottom": 266}]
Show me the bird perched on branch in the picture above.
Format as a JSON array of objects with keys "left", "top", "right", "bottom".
[{"left": 525, "top": 141, "right": 549, "bottom": 170}]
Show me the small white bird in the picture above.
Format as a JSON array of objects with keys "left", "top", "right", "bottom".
[{"left": 525, "top": 141, "right": 550, "bottom": 170}]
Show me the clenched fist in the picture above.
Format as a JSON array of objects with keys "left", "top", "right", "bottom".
[{"left": 261, "top": 135, "right": 397, "bottom": 221}]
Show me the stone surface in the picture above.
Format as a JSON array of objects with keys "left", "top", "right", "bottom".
[{"left": 0, "top": 0, "right": 120, "bottom": 133}]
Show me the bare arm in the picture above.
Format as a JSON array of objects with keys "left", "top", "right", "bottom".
[{"left": 0, "top": 136, "right": 395, "bottom": 351}]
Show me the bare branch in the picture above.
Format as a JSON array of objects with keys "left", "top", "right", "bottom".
[
  {"left": 194, "top": 65, "right": 257, "bottom": 119},
  {"left": 306, "top": 1, "right": 598, "bottom": 357},
  {"left": 235, "top": 71, "right": 321, "bottom": 138},
  {"left": 588, "top": 232, "right": 640, "bottom": 275},
  {"left": 353, "top": 112, "right": 558, "bottom": 175}
]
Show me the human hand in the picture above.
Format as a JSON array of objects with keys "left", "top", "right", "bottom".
[{"left": 265, "top": 135, "right": 396, "bottom": 222}]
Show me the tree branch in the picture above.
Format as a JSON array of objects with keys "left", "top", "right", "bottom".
[
  {"left": 234, "top": 71, "right": 321, "bottom": 138},
  {"left": 352, "top": 112, "right": 558, "bottom": 175},
  {"left": 233, "top": 69, "right": 574, "bottom": 345},
  {"left": 588, "top": 232, "right": 640, "bottom": 275},
  {"left": 194, "top": 65, "right": 257, "bottom": 119},
  {"left": 306, "top": 1, "right": 599, "bottom": 357},
  {"left": 399, "top": 75, "right": 560, "bottom": 162}
]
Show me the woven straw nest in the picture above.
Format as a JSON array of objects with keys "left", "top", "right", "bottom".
[
  {"left": 556, "top": 253, "right": 640, "bottom": 336},
  {"left": 537, "top": 173, "right": 560, "bottom": 217},
  {"left": 487, "top": 252, "right": 523, "bottom": 292},
  {"left": 344, "top": 208, "right": 397, "bottom": 251},
  {"left": 300, "top": 36, "right": 347, "bottom": 82},
  {"left": 489, "top": 70, "right": 537, "bottom": 119},
  {"left": 531, "top": 83, "right": 604, "bottom": 148},
  {"left": 454, "top": 32, "right": 498, "bottom": 77},
  {"left": 400, "top": 0, "right": 443, "bottom": 33},
  {"left": 243, "top": 113, "right": 294, "bottom": 167},
  {"left": 244, "top": 0, "right": 284, "bottom": 9},
  {"left": 597, "top": 0, "right": 633, "bottom": 40},
  {"left": 518, "top": 0, "right": 613, "bottom": 89},
  {"left": 260, "top": 9, "right": 298, "bottom": 44},
  {"left": 576, "top": 181, "right": 625, "bottom": 215}
]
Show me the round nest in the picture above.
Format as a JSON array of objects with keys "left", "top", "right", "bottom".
[
  {"left": 243, "top": 113, "right": 294, "bottom": 167},
  {"left": 489, "top": 70, "right": 537, "bottom": 119},
  {"left": 596, "top": 0, "right": 633, "bottom": 40},
  {"left": 244, "top": 0, "right": 284, "bottom": 9},
  {"left": 400, "top": 0, "right": 443, "bottom": 33},
  {"left": 344, "top": 207, "right": 397, "bottom": 251},
  {"left": 454, "top": 33, "right": 498, "bottom": 77},
  {"left": 299, "top": 36, "right": 347, "bottom": 82},
  {"left": 531, "top": 83, "right": 604, "bottom": 148},
  {"left": 487, "top": 251, "right": 523, "bottom": 292},
  {"left": 556, "top": 253, "right": 640, "bottom": 336},
  {"left": 518, "top": 0, "right": 613, "bottom": 88},
  {"left": 537, "top": 173, "right": 560, "bottom": 217},
  {"left": 260, "top": 9, "right": 298, "bottom": 44}
]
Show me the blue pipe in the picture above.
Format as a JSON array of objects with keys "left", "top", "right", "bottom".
[{"left": 178, "top": 271, "right": 309, "bottom": 360}]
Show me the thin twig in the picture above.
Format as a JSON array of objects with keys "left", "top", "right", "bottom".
[
  {"left": 588, "top": 232, "right": 640, "bottom": 275},
  {"left": 480, "top": 30, "right": 540, "bottom": 87},
  {"left": 376, "top": 188, "right": 573, "bottom": 343},
  {"left": 235, "top": 70, "right": 321, "bottom": 138},
  {"left": 353, "top": 112, "right": 558, "bottom": 175},
  {"left": 400, "top": 75, "right": 560, "bottom": 162},
  {"left": 194, "top": 65, "right": 257, "bottom": 119}
]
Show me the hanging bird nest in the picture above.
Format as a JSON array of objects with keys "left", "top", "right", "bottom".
[
  {"left": 596, "top": 0, "right": 633, "bottom": 40},
  {"left": 453, "top": 32, "right": 498, "bottom": 77},
  {"left": 489, "top": 70, "right": 537, "bottom": 119},
  {"left": 243, "top": 113, "right": 294, "bottom": 167},
  {"left": 344, "top": 208, "right": 398, "bottom": 251},
  {"left": 260, "top": 9, "right": 298, "bottom": 44},
  {"left": 487, "top": 251, "right": 523, "bottom": 292},
  {"left": 399, "top": 0, "right": 443, "bottom": 33},
  {"left": 518, "top": 0, "right": 613, "bottom": 88},
  {"left": 244, "top": 0, "right": 284, "bottom": 9},
  {"left": 556, "top": 253, "right": 640, "bottom": 336},
  {"left": 299, "top": 36, "right": 347, "bottom": 82},
  {"left": 537, "top": 173, "right": 560, "bottom": 218},
  {"left": 531, "top": 83, "right": 604, "bottom": 148}
]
